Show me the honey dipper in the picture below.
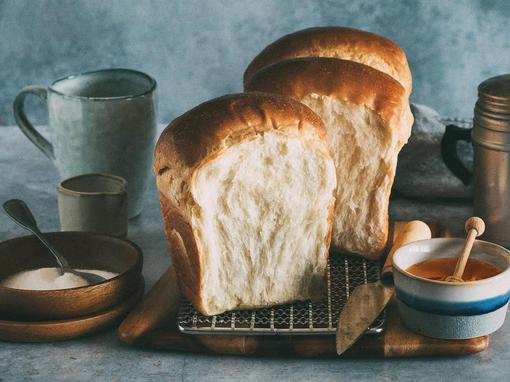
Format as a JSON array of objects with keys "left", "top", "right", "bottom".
[{"left": 445, "top": 217, "right": 486, "bottom": 282}]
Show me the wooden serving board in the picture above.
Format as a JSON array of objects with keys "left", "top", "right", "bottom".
[
  {"left": 128, "top": 299, "right": 488, "bottom": 357},
  {"left": 118, "top": 222, "right": 489, "bottom": 357}
]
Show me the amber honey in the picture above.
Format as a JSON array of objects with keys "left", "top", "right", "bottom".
[{"left": 407, "top": 258, "right": 502, "bottom": 281}]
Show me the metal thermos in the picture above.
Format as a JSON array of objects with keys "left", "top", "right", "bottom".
[{"left": 473, "top": 74, "right": 510, "bottom": 247}]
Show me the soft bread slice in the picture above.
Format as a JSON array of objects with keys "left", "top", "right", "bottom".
[
  {"left": 245, "top": 58, "right": 413, "bottom": 259},
  {"left": 244, "top": 26, "right": 412, "bottom": 96},
  {"left": 154, "top": 92, "right": 337, "bottom": 316}
]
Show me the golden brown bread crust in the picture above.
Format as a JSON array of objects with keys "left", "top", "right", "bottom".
[
  {"left": 245, "top": 57, "right": 413, "bottom": 146},
  {"left": 159, "top": 195, "right": 206, "bottom": 313},
  {"left": 243, "top": 26, "right": 412, "bottom": 95},
  {"left": 154, "top": 92, "right": 327, "bottom": 174},
  {"left": 154, "top": 92, "right": 333, "bottom": 314}
]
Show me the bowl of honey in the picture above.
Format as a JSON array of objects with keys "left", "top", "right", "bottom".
[{"left": 392, "top": 238, "right": 510, "bottom": 339}]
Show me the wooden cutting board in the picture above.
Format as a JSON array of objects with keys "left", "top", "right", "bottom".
[{"left": 118, "top": 222, "right": 489, "bottom": 357}]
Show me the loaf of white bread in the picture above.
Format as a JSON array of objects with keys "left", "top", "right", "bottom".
[
  {"left": 245, "top": 58, "right": 413, "bottom": 259},
  {"left": 154, "top": 92, "right": 337, "bottom": 316},
  {"left": 244, "top": 26, "right": 412, "bottom": 96}
]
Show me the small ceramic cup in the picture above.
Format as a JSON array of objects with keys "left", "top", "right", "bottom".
[
  {"left": 57, "top": 173, "right": 128, "bottom": 238},
  {"left": 392, "top": 238, "right": 510, "bottom": 339}
]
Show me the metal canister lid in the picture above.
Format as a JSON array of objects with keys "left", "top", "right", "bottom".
[
  {"left": 477, "top": 74, "right": 510, "bottom": 119},
  {"left": 473, "top": 74, "right": 510, "bottom": 149},
  {"left": 479, "top": 74, "right": 510, "bottom": 102},
  {"left": 474, "top": 74, "right": 510, "bottom": 137}
]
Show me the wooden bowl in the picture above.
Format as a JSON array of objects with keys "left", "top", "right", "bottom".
[{"left": 0, "top": 232, "right": 143, "bottom": 321}]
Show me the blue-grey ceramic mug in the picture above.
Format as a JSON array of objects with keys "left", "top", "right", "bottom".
[{"left": 13, "top": 68, "right": 157, "bottom": 217}]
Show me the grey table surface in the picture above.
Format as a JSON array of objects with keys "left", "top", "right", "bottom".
[{"left": 0, "top": 126, "right": 509, "bottom": 382}]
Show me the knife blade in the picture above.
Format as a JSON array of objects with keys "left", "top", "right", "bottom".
[{"left": 336, "top": 220, "right": 432, "bottom": 356}]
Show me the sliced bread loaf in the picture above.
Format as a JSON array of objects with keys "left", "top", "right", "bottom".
[
  {"left": 245, "top": 58, "right": 413, "bottom": 259},
  {"left": 154, "top": 92, "right": 337, "bottom": 315}
]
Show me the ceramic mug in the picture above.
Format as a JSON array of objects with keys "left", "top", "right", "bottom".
[{"left": 13, "top": 68, "right": 157, "bottom": 218}]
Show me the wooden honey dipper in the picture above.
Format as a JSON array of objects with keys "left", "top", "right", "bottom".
[{"left": 445, "top": 217, "right": 486, "bottom": 282}]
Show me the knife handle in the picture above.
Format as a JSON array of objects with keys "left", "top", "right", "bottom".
[{"left": 381, "top": 221, "right": 431, "bottom": 286}]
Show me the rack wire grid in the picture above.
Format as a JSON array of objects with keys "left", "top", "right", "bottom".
[{"left": 178, "top": 254, "right": 384, "bottom": 335}]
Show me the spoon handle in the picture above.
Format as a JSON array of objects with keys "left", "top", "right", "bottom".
[
  {"left": 3, "top": 199, "right": 70, "bottom": 273},
  {"left": 3, "top": 198, "right": 38, "bottom": 230}
]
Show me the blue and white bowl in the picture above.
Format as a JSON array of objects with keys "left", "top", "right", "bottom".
[{"left": 392, "top": 238, "right": 510, "bottom": 339}]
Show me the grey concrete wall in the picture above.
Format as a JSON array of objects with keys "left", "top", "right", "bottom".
[{"left": 1, "top": 0, "right": 509, "bottom": 126}]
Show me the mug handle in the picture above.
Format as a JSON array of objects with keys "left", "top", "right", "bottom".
[
  {"left": 13, "top": 85, "right": 55, "bottom": 160},
  {"left": 440, "top": 124, "right": 472, "bottom": 186}
]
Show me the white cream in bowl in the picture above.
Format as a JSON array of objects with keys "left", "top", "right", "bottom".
[{"left": 1, "top": 267, "right": 118, "bottom": 290}]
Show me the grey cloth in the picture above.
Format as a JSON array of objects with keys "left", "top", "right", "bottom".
[{"left": 393, "top": 103, "right": 473, "bottom": 199}]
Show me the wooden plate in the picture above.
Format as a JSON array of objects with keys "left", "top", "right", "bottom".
[{"left": 0, "top": 280, "right": 144, "bottom": 342}]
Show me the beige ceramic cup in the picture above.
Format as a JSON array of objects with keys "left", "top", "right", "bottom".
[{"left": 57, "top": 173, "right": 128, "bottom": 237}]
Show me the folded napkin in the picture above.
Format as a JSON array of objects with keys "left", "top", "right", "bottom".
[{"left": 393, "top": 103, "right": 473, "bottom": 199}]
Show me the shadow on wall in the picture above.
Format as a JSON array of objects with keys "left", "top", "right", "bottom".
[{"left": 1, "top": 0, "right": 509, "bottom": 125}]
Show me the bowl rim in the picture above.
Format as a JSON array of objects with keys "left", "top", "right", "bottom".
[
  {"left": 393, "top": 237, "right": 510, "bottom": 286},
  {"left": 0, "top": 231, "right": 143, "bottom": 293}
]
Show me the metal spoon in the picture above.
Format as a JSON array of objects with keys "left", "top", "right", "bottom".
[{"left": 3, "top": 199, "right": 106, "bottom": 285}]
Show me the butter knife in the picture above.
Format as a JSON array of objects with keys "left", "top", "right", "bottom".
[{"left": 336, "top": 220, "right": 432, "bottom": 356}]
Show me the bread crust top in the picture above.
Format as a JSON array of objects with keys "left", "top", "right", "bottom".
[
  {"left": 154, "top": 92, "right": 328, "bottom": 175},
  {"left": 243, "top": 26, "right": 412, "bottom": 95},
  {"left": 245, "top": 58, "right": 413, "bottom": 146}
]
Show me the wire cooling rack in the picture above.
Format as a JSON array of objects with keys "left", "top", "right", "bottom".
[{"left": 178, "top": 254, "right": 384, "bottom": 335}]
